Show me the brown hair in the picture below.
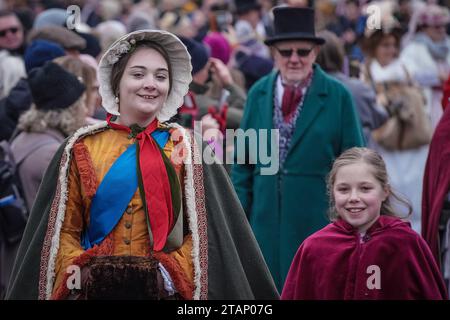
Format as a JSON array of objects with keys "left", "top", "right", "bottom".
[
  {"left": 361, "top": 30, "right": 401, "bottom": 59},
  {"left": 54, "top": 56, "right": 96, "bottom": 87},
  {"left": 315, "top": 30, "right": 344, "bottom": 73},
  {"left": 110, "top": 40, "right": 172, "bottom": 98},
  {"left": 0, "top": 10, "right": 18, "bottom": 19},
  {"left": 54, "top": 56, "right": 96, "bottom": 114},
  {"left": 327, "top": 147, "right": 412, "bottom": 221}
]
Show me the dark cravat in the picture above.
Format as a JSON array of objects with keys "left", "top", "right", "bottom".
[{"left": 281, "top": 84, "right": 303, "bottom": 122}]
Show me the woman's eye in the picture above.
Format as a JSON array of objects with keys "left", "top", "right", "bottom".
[
  {"left": 133, "top": 73, "right": 144, "bottom": 78},
  {"left": 156, "top": 74, "right": 168, "bottom": 81}
]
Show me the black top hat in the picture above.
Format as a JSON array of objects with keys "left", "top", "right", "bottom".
[
  {"left": 264, "top": 6, "right": 325, "bottom": 46},
  {"left": 234, "top": 0, "right": 262, "bottom": 15}
]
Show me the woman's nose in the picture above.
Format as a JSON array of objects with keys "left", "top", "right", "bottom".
[{"left": 142, "top": 76, "right": 156, "bottom": 90}]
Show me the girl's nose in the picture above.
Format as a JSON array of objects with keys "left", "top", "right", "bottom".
[{"left": 349, "top": 189, "right": 360, "bottom": 202}]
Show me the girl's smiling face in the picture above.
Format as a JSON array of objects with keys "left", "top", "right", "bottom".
[{"left": 333, "top": 161, "right": 389, "bottom": 233}]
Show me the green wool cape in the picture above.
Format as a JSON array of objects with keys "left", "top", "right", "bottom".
[{"left": 6, "top": 123, "right": 279, "bottom": 300}]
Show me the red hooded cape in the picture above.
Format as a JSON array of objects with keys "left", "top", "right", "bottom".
[
  {"left": 422, "top": 106, "right": 450, "bottom": 263},
  {"left": 442, "top": 74, "right": 450, "bottom": 110},
  {"left": 281, "top": 215, "right": 447, "bottom": 300}
]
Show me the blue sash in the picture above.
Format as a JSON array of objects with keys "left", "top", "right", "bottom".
[{"left": 81, "top": 130, "right": 170, "bottom": 249}]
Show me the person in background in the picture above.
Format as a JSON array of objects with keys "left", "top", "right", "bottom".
[
  {"left": 325, "top": 0, "right": 365, "bottom": 62},
  {"left": 11, "top": 61, "right": 87, "bottom": 211},
  {"left": 0, "top": 50, "right": 25, "bottom": 99},
  {"left": 54, "top": 55, "right": 101, "bottom": 124},
  {"left": 232, "top": 6, "right": 364, "bottom": 291},
  {"left": 401, "top": 3, "right": 450, "bottom": 130},
  {"left": 234, "top": 0, "right": 270, "bottom": 59},
  {"left": 315, "top": 30, "right": 388, "bottom": 146},
  {"left": 0, "top": 39, "right": 65, "bottom": 141},
  {"left": 27, "top": 25, "right": 86, "bottom": 57},
  {"left": 178, "top": 36, "right": 247, "bottom": 163},
  {"left": 422, "top": 80, "right": 450, "bottom": 296},
  {"left": 361, "top": 9, "right": 431, "bottom": 233},
  {"left": 0, "top": 10, "right": 25, "bottom": 56},
  {"left": 443, "top": 73, "right": 450, "bottom": 111}
]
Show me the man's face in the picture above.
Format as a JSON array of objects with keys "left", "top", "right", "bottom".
[
  {"left": 0, "top": 15, "right": 24, "bottom": 51},
  {"left": 272, "top": 40, "right": 319, "bottom": 85}
]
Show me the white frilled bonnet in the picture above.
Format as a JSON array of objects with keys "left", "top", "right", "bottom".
[{"left": 98, "top": 29, "right": 192, "bottom": 122}]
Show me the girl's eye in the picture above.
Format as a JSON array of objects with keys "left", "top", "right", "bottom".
[
  {"left": 133, "top": 73, "right": 144, "bottom": 78},
  {"left": 337, "top": 188, "right": 348, "bottom": 193},
  {"left": 361, "top": 186, "right": 372, "bottom": 191}
]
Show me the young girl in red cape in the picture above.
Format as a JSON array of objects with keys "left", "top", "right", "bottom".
[{"left": 281, "top": 147, "right": 447, "bottom": 300}]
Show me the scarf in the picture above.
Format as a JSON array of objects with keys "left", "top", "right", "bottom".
[
  {"left": 280, "top": 72, "right": 313, "bottom": 122},
  {"left": 281, "top": 84, "right": 303, "bottom": 122},
  {"left": 415, "top": 32, "right": 450, "bottom": 61},
  {"left": 106, "top": 114, "right": 174, "bottom": 251}
]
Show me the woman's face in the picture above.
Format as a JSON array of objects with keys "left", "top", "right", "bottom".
[
  {"left": 117, "top": 47, "right": 170, "bottom": 126},
  {"left": 333, "top": 161, "right": 388, "bottom": 233},
  {"left": 424, "top": 24, "right": 447, "bottom": 43},
  {"left": 374, "top": 35, "right": 398, "bottom": 67}
]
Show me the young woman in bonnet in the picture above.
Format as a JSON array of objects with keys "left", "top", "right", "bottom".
[{"left": 6, "top": 30, "right": 278, "bottom": 300}]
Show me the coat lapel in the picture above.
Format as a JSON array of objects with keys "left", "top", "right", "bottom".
[
  {"left": 287, "top": 65, "right": 328, "bottom": 156},
  {"left": 257, "top": 71, "right": 277, "bottom": 131}
]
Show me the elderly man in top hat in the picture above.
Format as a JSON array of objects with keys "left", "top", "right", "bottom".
[{"left": 231, "top": 6, "right": 364, "bottom": 291}]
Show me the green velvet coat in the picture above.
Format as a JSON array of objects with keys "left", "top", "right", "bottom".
[{"left": 231, "top": 65, "right": 365, "bottom": 291}]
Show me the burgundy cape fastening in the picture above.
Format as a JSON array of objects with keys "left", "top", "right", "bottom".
[{"left": 281, "top": 215, "right": 447, "bottom": 300}]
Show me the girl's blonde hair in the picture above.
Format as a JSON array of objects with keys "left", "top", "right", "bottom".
[{"left": 327, "top": 147, "right": 412, "bottom": 221}]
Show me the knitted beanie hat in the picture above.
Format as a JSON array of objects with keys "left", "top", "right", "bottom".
[
  {"left": 28, "top": 61, "right": 86, "bottom": 111},
  {"left": 24, "top": 39, "right": 65, "bottom": 73},
  {"left": 179, "top": 36, "right": 210, "bottom": 75},
  {"left": 203, "top": 32, "right": 231, "bottom": 65}
]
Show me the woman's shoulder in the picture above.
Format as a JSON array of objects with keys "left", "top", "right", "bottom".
[{"left": 70, "top": 122, "right": 119, "bottom": 146}]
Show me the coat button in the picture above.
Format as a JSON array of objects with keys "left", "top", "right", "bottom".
[
  {"left": 125, "top": 222, "right": 132, "bottom": 229},
  {"left": 126, "top": 207, "right": 133, "bottom": 214},
  {"left": 123, "top": 238, "right": 131, "bottom": 245}
]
